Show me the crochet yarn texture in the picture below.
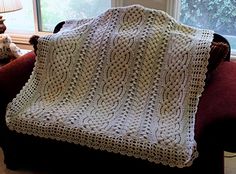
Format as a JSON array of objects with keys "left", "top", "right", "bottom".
[{"left": 6, "top": 5, "right": 214, "bottom": 168}]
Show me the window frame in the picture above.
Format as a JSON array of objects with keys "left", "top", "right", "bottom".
[{"left": 166, "top": 0, "right": 180, "bottom": 21}]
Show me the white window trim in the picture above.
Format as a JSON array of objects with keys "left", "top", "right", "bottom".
[
  {"left": 166, "top": 0, "right": 180, "bottom": 20},
  {"left": 112, "top": 0, "right": 123, "bottom": 7},
  {"left": 231, "top": 54, "right": 236, "bottom": 60}
]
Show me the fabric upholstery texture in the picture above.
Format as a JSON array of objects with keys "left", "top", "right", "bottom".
[
  {"left": 205, "top": 41, "right": 229, "bottom": 84},
  {"left": 196, "top": 61, "right": 236, "bottom": 142},
  {"left": 0, "top": 51, "right": 36, "bottom": 102},
  {"left": 0, "top": 51, "right": 36, "bottom": 147}
]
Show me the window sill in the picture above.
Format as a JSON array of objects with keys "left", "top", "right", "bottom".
[
  {"left": 7, "top": 32, "right": 52, "bottom": 45},
  {"left": 231, "top": 55, "right": 236, "bottom": 61},
  {"left": 6, "top": 32, "right": 52, "bottom": 50}
]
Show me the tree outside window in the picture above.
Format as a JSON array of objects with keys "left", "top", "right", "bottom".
[
  {"left": 40, "top": 0, "right": 111, "bottom": 32},
  {"left": 180, "top": 0, "right": 236, "bottom": 50}
]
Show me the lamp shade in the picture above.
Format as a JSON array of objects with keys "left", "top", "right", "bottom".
[{"left": 0, "top": 0, "right": 22, "bottom": 13}]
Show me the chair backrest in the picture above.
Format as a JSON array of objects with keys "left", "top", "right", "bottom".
[
  {"left": 213, "top": 33, "right": 231, "bottom": 61},
  {"left": 53, "top": 21, "right": 65, "bottom": 34}
]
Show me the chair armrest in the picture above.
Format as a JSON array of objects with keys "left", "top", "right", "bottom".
[
  {"left": 0, "top": 51, "right": 36, "bottom": 103},
  {"left": 195, "top": 61, "right": 236, "bottom": 152},
  {"left": 0, "top": 51, "right": 36, "bottom": 146}
]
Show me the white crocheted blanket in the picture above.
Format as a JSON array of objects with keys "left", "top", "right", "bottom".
[{"left": 6, "top": 5, "right": 214, "bottom": 168}]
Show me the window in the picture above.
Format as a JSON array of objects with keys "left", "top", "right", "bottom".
[
  {"left": 5, "top": 0, "right": 236, "bottom": 55},
  {"left": 5, "top": 0, "right": 122, "bottom": 33},
  {"left": 4, "top": 0, "right": 34, "bottom": 33},
  {"left": 39, "top": 0, "right": 112, "bottom": 32},
  {"left": 167, "top": 0, "right": 236, "bottom": 54}
]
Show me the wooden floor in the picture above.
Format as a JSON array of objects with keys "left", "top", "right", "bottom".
[{"left": 0, "top": 148, "right": 235, "bottom": 174}]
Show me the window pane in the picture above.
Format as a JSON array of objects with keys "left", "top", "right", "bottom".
[
  {"left": 40, "top": 0, "right": 111, "bottom": 32},
  {"left": 4, "top": 0, "right": 34, "bottom": 33},
  {"left": 180, "top": 0, "right": 236, "bottom": 51}
]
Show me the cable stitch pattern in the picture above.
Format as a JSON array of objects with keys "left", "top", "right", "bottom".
[{"left": 6, "top": 5, "right": 213, "bottom": 168}]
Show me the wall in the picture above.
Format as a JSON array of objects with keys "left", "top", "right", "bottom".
[{"left": 123, "top": 0, "right": 167, "bottom": 11}]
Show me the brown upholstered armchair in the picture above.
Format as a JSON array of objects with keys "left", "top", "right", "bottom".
[{"left": 0, "top": 22, "right": 235, "bottom": 174}]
